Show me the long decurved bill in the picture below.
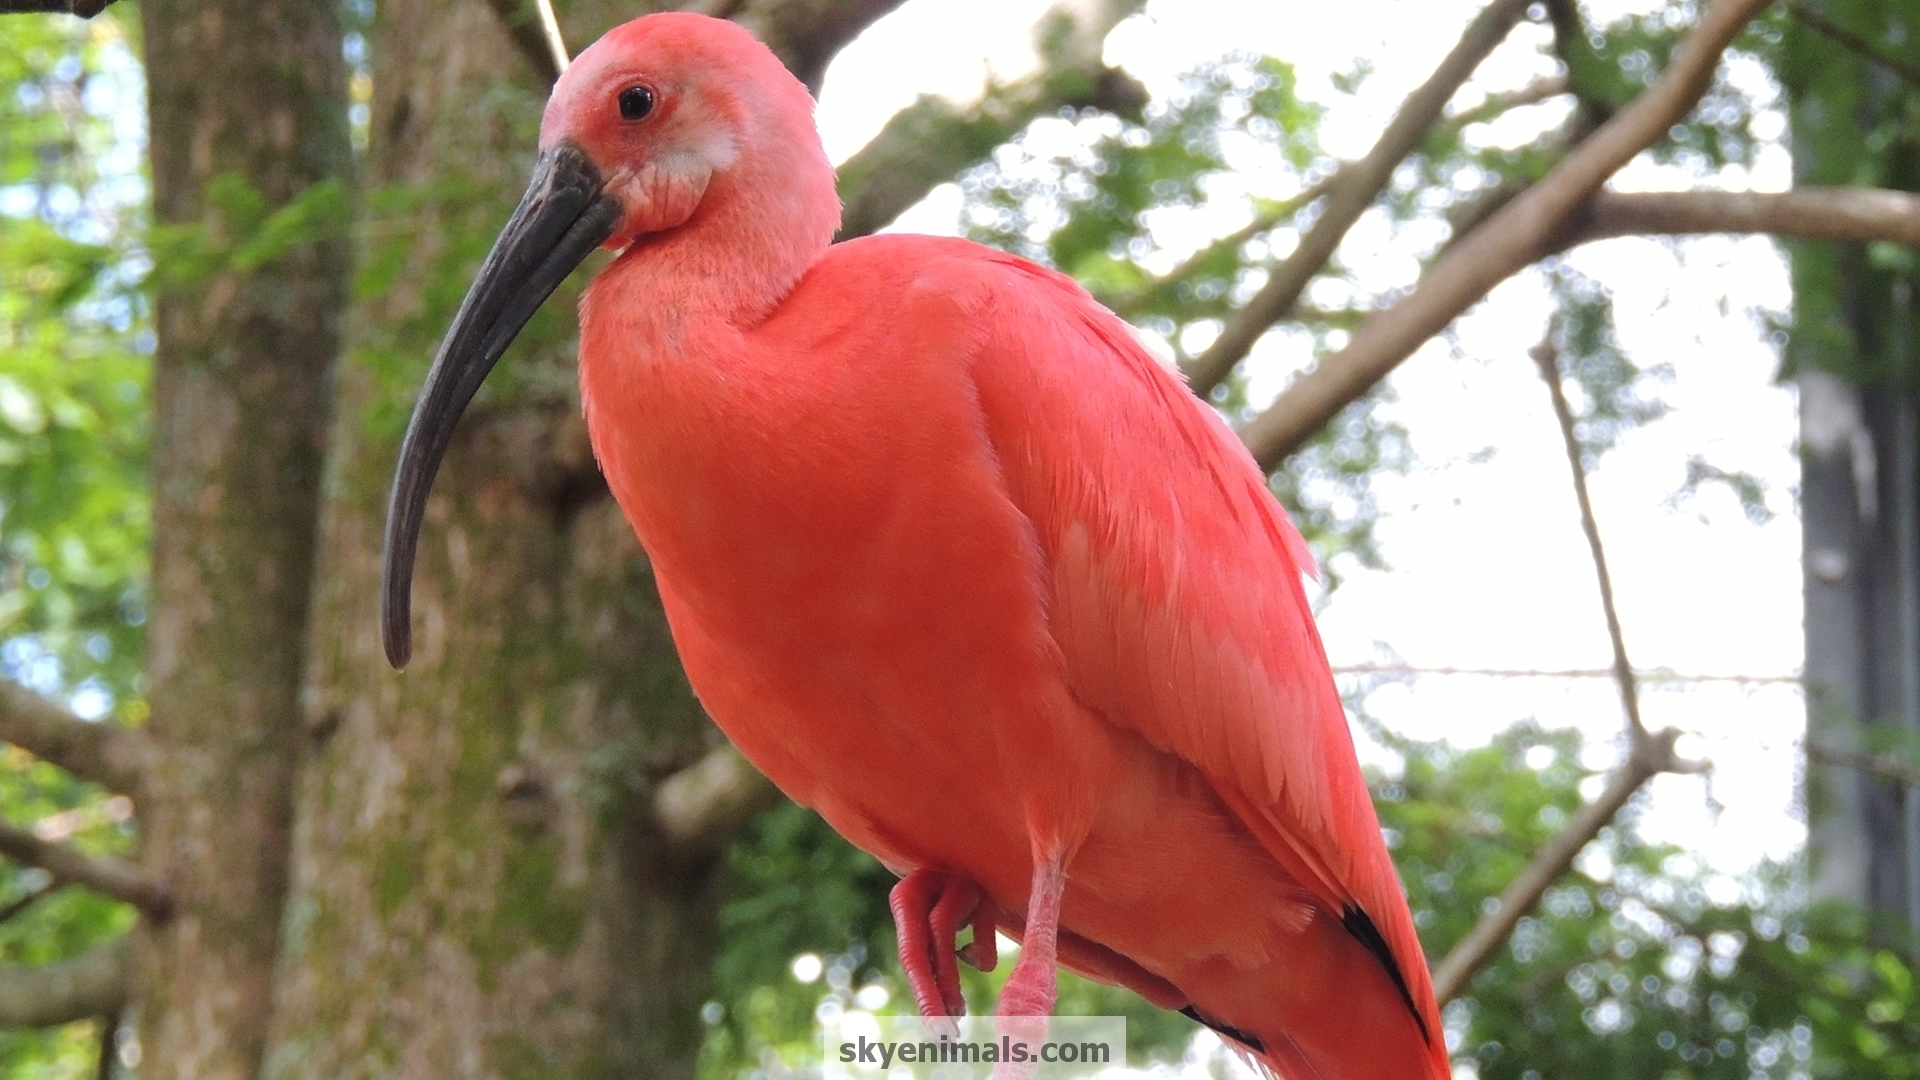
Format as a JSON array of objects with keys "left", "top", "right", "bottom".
[{"left": 381, "top": 142, "right": 621, "bottom": 669}]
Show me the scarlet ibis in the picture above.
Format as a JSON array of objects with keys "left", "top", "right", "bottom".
[{"left": 381, "top": 13, "right": 1447, "bottom": 1080}]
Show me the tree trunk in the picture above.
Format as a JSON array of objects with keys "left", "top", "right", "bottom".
[
  {"left": 261, "top": 1, "right": 727, "bottom": 1076},
  {"left": 136, "top": 0, "right": 348, "bottom": 1076}
]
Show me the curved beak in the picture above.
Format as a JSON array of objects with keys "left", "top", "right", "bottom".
[{"left": 381, "top": 141, "right": 621, "bottom": 669}]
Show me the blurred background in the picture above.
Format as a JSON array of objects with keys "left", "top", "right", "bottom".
[{"left": 0, "top": 0, "right": 1916, "bottom": 1078}]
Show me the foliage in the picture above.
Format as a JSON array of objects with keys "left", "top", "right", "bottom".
[
  {"left": 1372, "top": 718, "right": 1920, "bottom": 1080},
  {"left": 1778, "top": 0, "right": 1920, "bottom": 386},
  {"left": 0, "top": 12, "right": 149, "bottom": 1079}
]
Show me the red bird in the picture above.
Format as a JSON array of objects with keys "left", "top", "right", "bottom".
[{"left": 381, "top": 13, "right": 1447, "bottom": 1080}]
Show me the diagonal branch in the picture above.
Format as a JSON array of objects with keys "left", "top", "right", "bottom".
[
  {"left": 1431, "top": 323, "right": 1706, "bottom": 1001},
  {"left": 834, "top": 0, "right": 1148, "bottom": 240},
  {"left": 1240, "top": 0, "right": 1771, "bottom": 472},
  {"left": 654, "top": 743, "right": 781, "bottom": 857},
  {"left": 0, "top": 818, "right": 170, "bottom": 918},
  {"left": 1432, "top": 726, "right": 1691, "bottom": 1001},
  {"left": 1184, "top": 0, "right": 1534, "bottom": 397},
  {"left": 1533, "top": 328, "right": 1646, "bottom": 740},
  {"left": 481, "top": 0, "right": 565, "bottom": 84},
  {"left": 0, "top": 681, "right": 149, "bottom": 794},
  {"left": 1785, "top": 1, "right": 1920, "bottom": 90},
  {"left": 0, "top": 937, "right": 129, "bottom": 1027}
]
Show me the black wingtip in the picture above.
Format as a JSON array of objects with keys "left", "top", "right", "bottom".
[
  {"left": 1340, "top": 904, "right": 1433, "bottom": 1046},
  {"left": 1179, "top": 1005, "right": 1266, "bottom": 1053}
]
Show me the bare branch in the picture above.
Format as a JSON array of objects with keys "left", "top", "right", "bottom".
[
  {"left": 1433, "top": 727, "right": 1694, "bottom": 1002},
  {"left": 654, "top": 744, "right": 781, "bottom": 856},
  {"left": 0, "top": 681, "right": 149, "bottom": 794},
  {"left": 1101, "top": 175, "right": 1339, "bottom": 317},
  {"left": 0, "top": 0, "right": 116, "bottom": 14},
  {"left": 1533, "top": 327, "right": 1646, "bottom": 740},
  {"left": 0, "top": 937, "right": 129, "bottom": 1027},
  {"left": 1574, "top": 187, "right": 1920, "bottom": 248},
  {"left": 1447, "top": 73, "right": 1572, "bottom": 126},
  {"left": 0, "top": 880, "right": 61, "bottom": 926},
  {"left": 0, "top": 818, "right": 171, "bottom": 918},
  {"left": 1241, "top": 0, "right": 1772, "bottom": 471},
  {"left": 481, "top": 0, "right": 565, "bottom": 85},
  {"left": 531, "top": 0, "right": 570, "bottom": 74},
  {"left": 1807, "top": 739, "right": 1920, "bottom": 790},
  {"left": 835, "top": 0, "right": 1148, "bottom": 240},
  {"left": 1429, "top": 320, "right": 1716, "bottom": 1001},
  {"left": 1184, "top": 0, "right": 1534, "bottom": 397}
]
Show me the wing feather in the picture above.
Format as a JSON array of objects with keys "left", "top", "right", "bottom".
[{"left": 916, "top": 244, "right": 1436, "bottom": 1027}]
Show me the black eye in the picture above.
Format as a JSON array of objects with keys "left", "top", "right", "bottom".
[{"left": 618, "top": 85, "right": 655, "bottom": 121}]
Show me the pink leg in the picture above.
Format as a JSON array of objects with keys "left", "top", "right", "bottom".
[
  {"left": 998, "top": 855, "right": 1065, "bottom": 1017},
  {"left": 993, "top": 855, "right": 1067, "bottom": 1080}
]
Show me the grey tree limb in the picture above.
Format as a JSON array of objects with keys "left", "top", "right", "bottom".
[
  {"left": 1240, "top": 0, "right": 1773, "bottom": 472},
  {"left": 0, "top": 818, "right": 171, "bottom": 918},
  {"left": 0, "top": 681, "right": 149, "bottom": 795},
  {"left": 654, "top": 743, "right": 781, "bottom": 857},
  {"left": 1573, "top": 186, "right": 1920, "bottom": 248},
  {"left": 0, "top": 937, "right": 129, "bottom": 1028},
  {"left": 1184, "top": 0, "right": 1535, "bottom": 398}
]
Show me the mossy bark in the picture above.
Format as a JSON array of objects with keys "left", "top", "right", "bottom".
[
  {"left": 262, "top": 1, "right": 727, "bottom": 1077},
  {"left": 136, "top": 0, "right": 349, "bottom": 1077}
]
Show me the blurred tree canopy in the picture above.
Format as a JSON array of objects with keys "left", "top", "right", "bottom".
[{"left": 0, "top": 1, "right": 1917, "bottom": 1079}]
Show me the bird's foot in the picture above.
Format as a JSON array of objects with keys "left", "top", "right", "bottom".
[{"left": 889, "top": 869, "right": 997, "bottom": 1032}]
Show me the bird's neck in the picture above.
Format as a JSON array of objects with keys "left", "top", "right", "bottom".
[{"left": 586, "top": 149, "right": 838, "bottom": 338}]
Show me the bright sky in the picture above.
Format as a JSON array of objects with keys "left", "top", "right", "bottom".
[{"left": 815, "top": 0, "right": 1806, "bottom": 876}]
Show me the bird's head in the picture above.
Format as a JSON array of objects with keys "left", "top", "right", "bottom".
[{"left": 378, "top": 13, "right": 837, "bottom": 669}]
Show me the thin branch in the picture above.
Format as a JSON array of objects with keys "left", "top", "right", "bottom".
[
  {"left": 95, "top": 1013, "right": 119, "bottom": 1080},
  {"left": 0, "top": 0, "right": 116, "bottom": 14},
  {"left": 1429, "top": 320, "right": 1716, "bottom": 1002},
  {"left": 1532, "top": 327, "right": 1645, "bottom": 739},
  {"left": 1240, "top": 0, "right": 1772, "bottom": 472},
  {"left": 654, "top": 744, "right": 781, "bottom": 857},
  {"left": 834, "top": 0, "right": 1148, "bottom": 240},
  {"left": 0, "top": 681, "right": 149, "bottom": 794},
  {"left": 1572, "top": 186, "right": 1920, "bottom": 248},
  {"left": 0, "top": 936, "right": 129, "bottom": 1027},
  {"left": 0, "top": 880, "right": 61, "bottom": 925},
  {"left": 481, "top": 0, "right": 564, "bottom": 85},
  {"left": 1785, "top": 1, "right": 1920, "bottom": 90},
  {"left": 1433, "top": 726, "right": 1693, "bottom": 1002},
  {"left": 1184, "top": 0, "right": 1534, "bottom": 398},
  {"left": 0, "top": 818, "right": 170, "bottom": 918},
  {"left": 532, "top": 0, "right": 569, "bottom": 75},
  {"left": 1446, "top": 73, "right": 1573, "bottom": 126},
  {"left": 1108, "top": 73, "right": 1571, "bottom": 321},
  {"left": 1102, "top": 176, "right": 1339, "bottom": 317},
  {"left": 1807, "top": 739, "right": 1920, "bottom": 790}
]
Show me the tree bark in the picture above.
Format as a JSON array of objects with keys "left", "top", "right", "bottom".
[
  {"left": 136, "top": 1, "right": 349, "bottom": 1077},
  {"left": 262, "top": 2, "right": 727, "bottom": 1077}
]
